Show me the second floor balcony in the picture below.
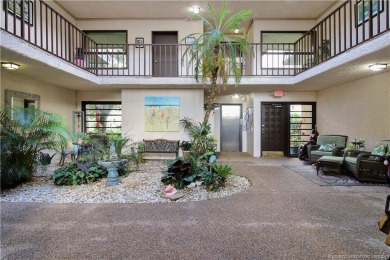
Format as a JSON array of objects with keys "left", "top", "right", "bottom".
[{"left": 1, "top": 0, "right": 389, "bottom": 80}]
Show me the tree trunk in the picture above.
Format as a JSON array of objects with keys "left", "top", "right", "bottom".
[
  {"left": 203, "top": 74, "right": 218, "bottom": 124},
  {"left": 203, "top": 45, "right": 220, "bottom": 124}
]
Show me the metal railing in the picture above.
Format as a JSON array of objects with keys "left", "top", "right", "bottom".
[
  {"left": 295, "top": 0, "right": 390, "bottom": 74},
  {"left": 1, "top": 0, "right": 389, "bottom": 77}
]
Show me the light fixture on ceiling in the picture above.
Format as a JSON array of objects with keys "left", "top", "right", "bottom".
[
  {"left": 232, "top": 94, "right": 240, "bottom": 100},
  {"left": 192, "top": 6, "right": 200, "bottom": 14},
  {"left": 233, "top": 29, "right": 240, "bottom": 34},
  {"left": 1, "top": 62, "right": 20, "bottom": 70},
  {"left": 369, "top": 63, "right": 387, "bottom": 71}
]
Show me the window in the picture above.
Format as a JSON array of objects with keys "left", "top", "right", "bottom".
[
  {"left": 261, "top": 32, "right": 306, "bottom": 68},
  {"left": 82, "top": 101, "right": 122, "bottom": 134},
  {"left": 289, "top": 103, "right": 316, "bottom": 156},
  {"left": 84, "top": 31, "right": 127, "bottom": 68}
]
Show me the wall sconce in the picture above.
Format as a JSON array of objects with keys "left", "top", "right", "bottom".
[
  {"left": 192, "top": 6, "right": 200, "bottom": 14},
  {"left": 369, "top": 64, "right": 387, "bottom": 71},
  {"left": 1, "top": 62, "right": 20, "bottom": 70}
]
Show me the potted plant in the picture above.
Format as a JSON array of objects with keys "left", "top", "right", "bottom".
[{"left": 180, "top": 141, "right": 192, "bottom": 160}]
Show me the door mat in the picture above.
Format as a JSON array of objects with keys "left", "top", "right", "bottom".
[{"left": 283, "top": 164, "right": 388, "bottom": 186}]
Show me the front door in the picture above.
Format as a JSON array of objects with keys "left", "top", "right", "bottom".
[
  {"left": 152, "top": 32, "right": 178, "bottom": 77},
  {"left": 261, "top": 103, "right": 287, "bottom": 156},
  {"left": 221, "top": 104, "right": 242, "bottom": 152}
]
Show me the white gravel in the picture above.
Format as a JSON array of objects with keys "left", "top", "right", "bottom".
[{"left": 1, "top": 161, "right": 250, "bottom": 203}]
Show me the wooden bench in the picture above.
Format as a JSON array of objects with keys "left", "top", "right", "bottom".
[{"left": 143, "top": 139, "right": 180, "bottom": 160}]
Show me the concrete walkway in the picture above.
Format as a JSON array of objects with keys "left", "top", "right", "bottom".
[{"left": 1, "top": 153, "right": 390, "bottom": 259}]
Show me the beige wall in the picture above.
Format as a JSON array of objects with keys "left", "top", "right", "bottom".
[
  {"left": 317, "top": 71, "right": 390, "bottom": 151},
  {"left": 76, "top": 91, "right": 121, "bottom": 111},
  {"left": 121, "top": 89, "right": 204, "bottom": 151},
  {"left": 0, "top": 71, "right": 76, "bottom": 128},
  {"left": 77, "top": 19, "right": 203, "bottom": 45}
]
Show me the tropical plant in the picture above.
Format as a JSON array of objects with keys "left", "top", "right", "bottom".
[
  {"left": 179, "top": 140, "right": 192, "bottom": 151},
  {"left": 52, "top": 162, "right": 107, "bottom": 186},
  {"left": 203, "top": 163, "right": 233, "bottom": 191},
  {"left": 0, "top": 106, "right": 71, "bottom": 188},
  {"left": 161, "top": 158, "right": 195, "bottom": 189},
  {"left": 182, "top": 1, "right": 252, "bottom": 123}
]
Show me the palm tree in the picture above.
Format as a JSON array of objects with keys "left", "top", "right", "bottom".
[
  {"left": 182, "top": 1, "right": 252, "bottom": 124},
  {"left": 0, "top": 106, "right": 71, "bottom": 188}
]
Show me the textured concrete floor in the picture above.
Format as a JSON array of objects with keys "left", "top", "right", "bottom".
[{"left": 1, "top": 153, "right": 390, "bottom": 259}]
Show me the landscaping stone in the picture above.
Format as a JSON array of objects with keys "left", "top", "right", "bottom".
[{"left": 1, "top": 160, "right": 250, "bottom": 203}]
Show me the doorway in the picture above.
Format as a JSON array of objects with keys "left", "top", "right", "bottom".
[
  {"left": 152, "top": 32, "right": 178, "bottom": 77},
  {"left": 261, "top": 103, "right": 287, "bottom": 156},
  {"left": 261, "top": 102, "right": 316, "bottom": 157},
  {"left": 221, "top": 104, "right": 242, "bottom": 152}
]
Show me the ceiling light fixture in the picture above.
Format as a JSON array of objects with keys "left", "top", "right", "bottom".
[
  {"left": 1, "top": 62, "right": 20, "bottom": 70},
  {"left": 369, "top": 63, "right": 387, "bottom": 71},
  {"left": 192, "top": 6, "right": 200, "bottom": 14},
  {"left": 233, "top": 29, "right": 240, "bottom": 34}
]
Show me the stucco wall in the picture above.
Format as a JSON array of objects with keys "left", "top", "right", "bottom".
[
  {"left": 121, "top": 89, "right": 204, "bottom": 151},
  {"left": 317, "top": 71, "right": 390, "bottom": 151},
  {"left": 77, "top": 19, "right": 203, "bottom": 45},
  {"left": 0, "top": 71, "right": 76, "bottom": 127}
]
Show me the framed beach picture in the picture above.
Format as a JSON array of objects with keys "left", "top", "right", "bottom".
[
  {"left": 144, "top": 96, "right": 180, "bottom": 131},
  {"left": 355, "top": 0, "right": 384, "bottom": 26},
  {"left": 4, "top": 0, "right": 34, "bottom": 25}
]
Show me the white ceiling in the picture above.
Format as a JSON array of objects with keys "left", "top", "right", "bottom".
[{"left": 54, "top": 0, "right": 338, "bottom": 22}]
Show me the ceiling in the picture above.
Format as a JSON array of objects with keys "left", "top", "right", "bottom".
[
  {"left": 1, "top": 0, "right": 389, "bottom": 96},
  {"left": 54, "top": 0, "right": 338, "bottom": 22}
]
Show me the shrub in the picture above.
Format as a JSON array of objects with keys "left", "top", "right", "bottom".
[
  {"left": 0, "top": 106, "right": 71, "bottom": 189},
  {"left": 52, "top": 162, "right": 107, "bottom": 185},
  {"left": 202, "top": 164, "right": 233, "bottom": 191},
  {"left": 161, "top": 158, "right": 202, "bottom": 189}
]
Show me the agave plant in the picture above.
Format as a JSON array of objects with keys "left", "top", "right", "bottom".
[{"left": 0, "top": 106, "right": 71, "bottom": 188}]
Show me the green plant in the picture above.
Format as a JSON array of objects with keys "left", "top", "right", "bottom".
[
  {"left": 203, "top": 164, "right": 233, "bottom": 191},
  {"left": 179, "top": 140, "right": 192, "bottom": 151},
  {"left": 189, "top": 122, "right": 216, "bottom": 157},
  {"left": 161, "top": 159, "right": 199, "bottom": 189},
  {"left": 52, "top": 162, "right": 107, "bottom": 185},
  {"left": 0, "top": 106, "right": 71, "bottom": 189},
  {"left": 182, "top": 1, "right": 252, "bottom": 124}
]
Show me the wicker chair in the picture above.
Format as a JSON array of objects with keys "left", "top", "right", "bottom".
[
  {"left": 343, "top": 140, "right": 390, "bottom": 183},
  {"left": 307, "top": 135, "right": 348, "bottom": 164}
]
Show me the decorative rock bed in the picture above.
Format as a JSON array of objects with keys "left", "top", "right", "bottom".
[{"left": 1, "top": 161, "right": 250, "bottom": 203}]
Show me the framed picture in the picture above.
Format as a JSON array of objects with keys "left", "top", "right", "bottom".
[
  {"left": 355, "top": 0, "right": 384, "bottom": 26},
  {"left": 135, "top": 37, "right": 144, "bottom": 48},
  {"left": 185, "top": 37, "right": 195, "bottom": 44},
  {"left": 4, "top": 0, "right": 34, "bottom": 26}
]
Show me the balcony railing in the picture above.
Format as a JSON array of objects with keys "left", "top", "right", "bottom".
[{"left": 1, "top": 0, "right": 389, "bottom": 77}]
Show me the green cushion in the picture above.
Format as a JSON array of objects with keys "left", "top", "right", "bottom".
[
  {"left": 311, "top": 151, "right": 333, "bottom": 156},
  {"left": 318, "top": 143, "right": 334, "bottom": 152},
  {"left": 345, "top": 157, "right": 357, "bottom": 164},
  {"left": 372, "top": 144, "right": 386, "bottom": 156},
  {"left": 318, "top": 156, "right": 344, "bottom": 163}
]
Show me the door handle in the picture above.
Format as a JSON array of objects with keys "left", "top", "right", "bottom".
[
  {"left": 154, "top": 60, "right": 158, "bottom": 63},
  {"left": 261, "top": 124, "right": 265, "bottom": 134}
]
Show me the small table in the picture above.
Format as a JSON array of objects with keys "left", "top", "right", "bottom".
[{"left": 316, "top": 156, "right": 344, "bottom": 176}]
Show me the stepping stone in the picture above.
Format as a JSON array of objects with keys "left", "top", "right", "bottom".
[{"left": 161, "top": 193, "right": 184, "bottom": 201}]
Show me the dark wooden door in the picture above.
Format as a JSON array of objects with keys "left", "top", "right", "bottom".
[
  {"left": 261, "top": 103, "right": 287, "bottom": 153},
  {"left": 152, "top": 32, "right": 178, "bottom": 77}
]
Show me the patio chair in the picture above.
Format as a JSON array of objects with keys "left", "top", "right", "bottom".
[
  {"left": 307, "top": 135, "right": 348, "bottom": 164},
  {"left": 343, "top": 140, "right": 390, "bottom": 183}
]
